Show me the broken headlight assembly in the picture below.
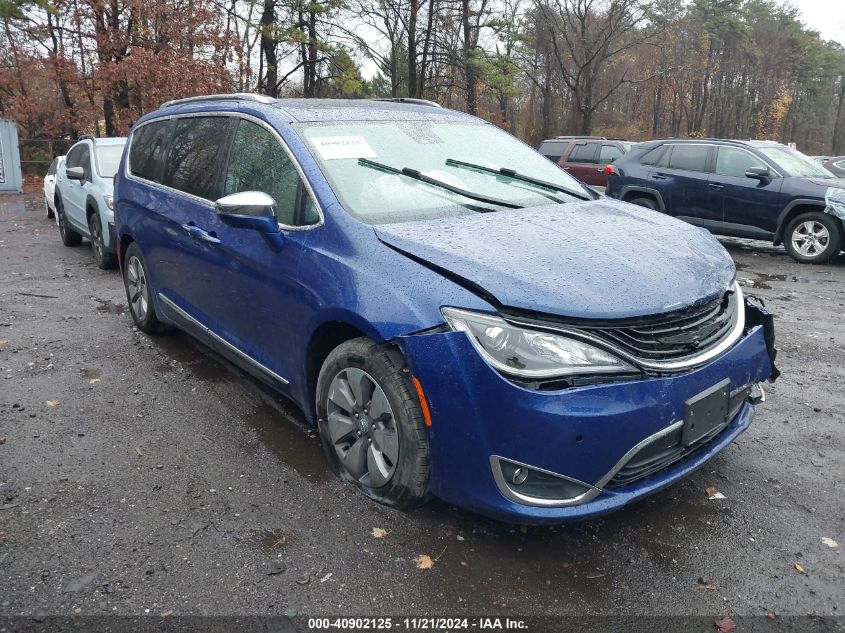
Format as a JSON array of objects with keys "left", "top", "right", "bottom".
[{"left": 441, "top": 307, "right": 636, "bottom": 379}]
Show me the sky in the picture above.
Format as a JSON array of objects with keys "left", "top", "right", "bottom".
[{"left": 794, "top": 0, "right": 845, "bottom": 46}]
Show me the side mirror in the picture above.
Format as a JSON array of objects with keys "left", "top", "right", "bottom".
[
  {"left": 215, "top": 191, "right": 283, "bottom": 250},
  {"left": 66, "top": 166, "right": 85, "bottom": 181},
  {"left": 745, "top": 167, "right": 771, "bottom": 184}
]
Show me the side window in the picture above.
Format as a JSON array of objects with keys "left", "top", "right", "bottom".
[
  {"left": 667, "top": 145, "right": 709, "bottom": 172},
  {"left": 224, "top": 119, "right": 319, "bottom": 227},
  {"left": 67, "top": 145, "right": 91, "bottom": 181},
  {"left": 129, "top": 120, "right": 173, "bottom": 183},
  {"left": 598, "top": 144, "right": 623, "bottom": 164},
  {"left": 714, "top": 147, "right": 767, "bottom": 178},
  {"left": 567, "top": 143, "right": 598, "bottom": 164},
  {"left": 640, "top": 145, "right": 666, "bottom": 166},
  {"left": 538, "top": 141, "right": 566, "bottom": 162},
  {"left": 162, "top": 117, "right": 230, "bottom": 200}
]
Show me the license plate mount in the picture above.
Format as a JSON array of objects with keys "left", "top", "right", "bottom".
[{"left": 682, "top": 379, "right": 731, "bottom": 447}]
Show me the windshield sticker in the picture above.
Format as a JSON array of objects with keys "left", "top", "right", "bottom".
[
  {"left": 311, "top": 136, "right": 377, "bottom": 160},
  {"left": 825, "top": 187, "right": 845, "bottom": 220}
]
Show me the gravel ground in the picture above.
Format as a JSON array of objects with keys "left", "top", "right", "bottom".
[{"left": 1, "top": 193, "right": 843, "bottom": 626}]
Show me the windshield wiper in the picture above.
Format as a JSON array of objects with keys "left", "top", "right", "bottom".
[
  {"left": 445, "top": 158, "right": 594, "bottom": 201},
  {"left": 358, "top": 158, "right": 524, "bottom": 210}
]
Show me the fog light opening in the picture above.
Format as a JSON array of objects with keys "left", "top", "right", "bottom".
[{"left": 492, "top": 457, "right": 596, "bottom": 506}]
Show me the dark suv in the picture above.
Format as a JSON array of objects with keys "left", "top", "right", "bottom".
[
  {"left": 538, "top": 136, "right": 632, "bottom": 188},
  {"left": 606, "top": 139, "right": 845, "bottom": 264}
]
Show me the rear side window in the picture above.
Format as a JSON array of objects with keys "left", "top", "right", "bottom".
[
  {"left": 162, "top": 117, "right": 231, "bottom": 200},
  {"left": 599, "top": 144, "right": 623, "bottom": 164},
  {"left": 640, "top": 145, "right": 666, "bottom": 166},
  {"left": 567, "top": 143, "right": 598, "bottom": 164},
  {"left": 223, "top": 119, "right": 319, "bottom": 227},
  {"left": 538, "top": 141, "right": 566, "bottom": 162},
  {"left": 667, "top": 145, "right": 709, "bottom": 172},
  {"left": 129, "top": 120, "right": 173, "bottom": 183},
  {"left": 47, "top": 158, "right": 58, "bottom": 176},
  {"left": 714, "top": 147, "right": 767, "bottom": 177}
]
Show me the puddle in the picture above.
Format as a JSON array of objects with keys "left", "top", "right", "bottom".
[
  {"left": 93, "top": 298, "right": 126, "bottom": 314},
  {"left": 243, "top": 399, "right": 329, "bottom": 482},
  {"left": 153, "top": 334, "right": 230, "bottom": 383},
  {"left": 81, "top": 368, "right": 101, "bottom": 380},
  {"left": 258, "top": 530, "right": 292, "bottom": 551}
]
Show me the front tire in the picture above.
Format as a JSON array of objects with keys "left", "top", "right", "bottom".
[
  {"left": 316, "top": 338, "right": 430, "bottom": 509},
  {"left": 56, "top": 196, "right": 82, "bottom": 247},
  {"left": 88, "top": 212, "right": 117, "bottom": 270},
  {"left": 122, "top": 242, "right": 166, "bottom": 334},
  {"left": 629, "top": 196, "right": 658, "bottom": 210},
  {"left": 784, "top": 212, "right": 842, "bottom": 264}
]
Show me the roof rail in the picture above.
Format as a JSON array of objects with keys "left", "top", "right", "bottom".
[
  {"left": 373, "top": 97, "right": 441, "bottom": 108},
  {"left": 161, "top": 93, "right": 276, "bottom": 108}
]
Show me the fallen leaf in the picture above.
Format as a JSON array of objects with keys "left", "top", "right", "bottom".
[
  {"left": 414, "top": 554, "right": 434, "bottom": 570},
  {"left": 161, "top": 609, "right": 173, "bottom": 617},
  {"left": 371, "top": 527, "right": 389, "bottom": 538},
  {"left": 0, "top": 339, "right": 9, "bottom": 345},
  {"left": 714, "top": 616, "right": 737, "bottom": 633},
  {"left": 319, "top": 572, "right": 333, "bottom": 583},
  {"left": 706, "top": 486, "right": 726, "bottom": 500},
  {"left": 821, "top": 537, "right": 838, "bottom": 549},
  {"left": 794, "top": 563, "right": 806, "bottom": 574},
  {"left": 89, "top": 378, "right": 100, "bottom": 384},
  {"left": 697, "top": 578, "right": 717, "bottom": 590},
  {"left": 134, "top": 447, "right": 143, "bottom": 457},
  {"left": 766, "top": 612, "right": 776, "bottom": 620},
  {"left": 46, "top": 400, "right": 60, "bottom": 407}
]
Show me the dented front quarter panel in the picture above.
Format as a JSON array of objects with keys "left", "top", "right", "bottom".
[{"left": 396, "top": 300, "right": 777, "bottom": 524}]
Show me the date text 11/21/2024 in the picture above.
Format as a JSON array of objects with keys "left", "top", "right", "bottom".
[{"left": 306, "top": 617, "right": 529, "bottom": 630}]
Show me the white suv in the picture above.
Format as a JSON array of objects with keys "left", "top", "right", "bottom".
[{"left": 54, "top": 135, "right": 126, "bottom": 269}]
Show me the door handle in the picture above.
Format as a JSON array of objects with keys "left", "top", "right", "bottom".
[
  {"left": 650, "top": 173, "right": 667, "bottom": 180},
  {"left": 563, "top": 166, "right": 571, "bottom": 170},
  {"left": 708, "top": 183, "right": 724, "bottom": 191},
  {"left": 596, "top": 166, "right": 606, "bottom": 172},
  {"left": 181, "top": 223, "right": 221, "bottom": 245}
]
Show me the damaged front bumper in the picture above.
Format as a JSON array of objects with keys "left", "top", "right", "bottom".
[{"left": 397, "top": 298, "right": 778, "bottom": 524}]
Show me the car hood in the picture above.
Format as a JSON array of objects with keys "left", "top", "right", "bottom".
[
  {"left": 374, "top": 200, "right": 735, "bottom": 319},
  {"left": 805, "top": 177, "right": 845, "bottom": 188}
]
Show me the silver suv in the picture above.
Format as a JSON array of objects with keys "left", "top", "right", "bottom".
[{"left": 54, "top": 135, "right": 126, "bottom": 269}]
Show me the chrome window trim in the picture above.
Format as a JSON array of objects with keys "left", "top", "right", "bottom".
[
  {"left": 124, "top": 111, "right": 325, "bottom": 231},
  {"left": 504, "top": 282, "right": 746, "bottom": 373},
  {"left": 158, "top": 293, "right": 289, "bottom": 385},
  {"left": 489, "top": 455, "right": 601, "bottom": 507},
  {"left": 656, "top": 143, "right": 784, "bottom": 178}
]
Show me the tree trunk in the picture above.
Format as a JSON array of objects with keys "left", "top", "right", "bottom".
[
  {"left": 259, "top": 0, "right": 278, "bottom": 96},
  {"left": 407, "top": 0, "right": 418, "bottom": 97},
  {"left": 461, "top": 0, "right": 477, "bottom": 114},
  {"left": 832, "top": 76, "right": 844, "bottom": 154}
]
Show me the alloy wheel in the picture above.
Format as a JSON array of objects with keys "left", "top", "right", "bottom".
[
  {"left": 126, "top": 255, "right": 149, "bottom": 321},
  {"left": 326, "top": 368, "right": 399, "bottom": 488},
  {"left": 791, "top": 220, "right": 830, "bottom": 258},
  {"left": 90, "top": 216, "right": 104, "bottom": 262}
]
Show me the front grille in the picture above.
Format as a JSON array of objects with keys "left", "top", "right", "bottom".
[
  {"left": 582, "top": 290, "right": 739, "bottom": 363},
  {"left": 606, "top": 386, "right": 749, "bottom": 489}
]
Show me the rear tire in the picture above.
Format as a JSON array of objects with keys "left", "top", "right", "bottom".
[
  {"left": 123, "top": 242, "right": 166, "bottom": 334},
  {"left": 629, "top": 196, "right": 658, "bottom": 210},
  {"left": 316, "top": 338, "right": 430, "bottom": 510},
  {"left": 784, "top": 212, "right": 841, "bottom": 264},
  {"left": 88, "top": 212, "right": 117, "bottom": 270},
  {"left": 56, "top": 196, "right": 82, "bottom": 247}
]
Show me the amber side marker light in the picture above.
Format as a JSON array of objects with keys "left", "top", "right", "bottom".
[{"left": 412, "top": 375, "right": 433, "bottom": 427}]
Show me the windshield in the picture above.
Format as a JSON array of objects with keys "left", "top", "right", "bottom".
[
  {"left": 95, "top": 144, "right": 125, "bottom": 178},
  {"left": 756, "top": 146, "right": 834, "bottom": 178},
  {"left": 296, "top": 120, "right": 591, "bottom": 224}
]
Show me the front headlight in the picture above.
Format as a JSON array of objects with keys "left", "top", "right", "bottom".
[
  {"left": 103, "top": 194, "right": 114, "bottom": 211},
  {"left": 441, "top": 307, "right": 636, "bottom": 379}
]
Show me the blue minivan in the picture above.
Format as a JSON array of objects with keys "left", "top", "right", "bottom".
[{"left": 114, "top": 95, "right": 778, "bottom": 523}]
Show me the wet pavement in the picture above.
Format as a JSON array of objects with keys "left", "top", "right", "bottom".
[{"left": 1, "top": 194, "right": 843, "bottom": 621}]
